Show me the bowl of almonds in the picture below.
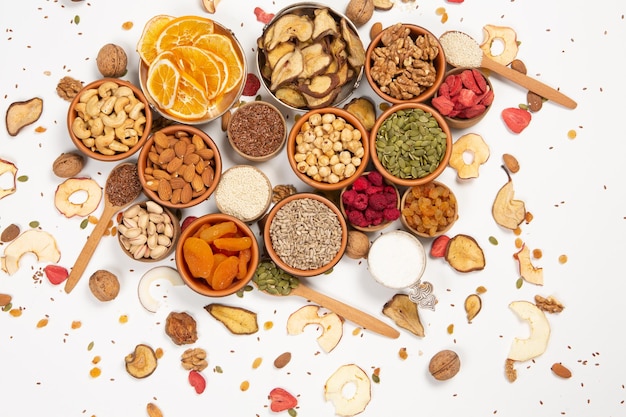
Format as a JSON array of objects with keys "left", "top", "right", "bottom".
[{"left": 137, "top": 125, "right": 222, "bottom": 209}]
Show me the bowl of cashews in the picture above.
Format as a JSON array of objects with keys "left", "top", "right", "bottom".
[{"left": 67, "top": 78, "right": 153, "bottom": 162}]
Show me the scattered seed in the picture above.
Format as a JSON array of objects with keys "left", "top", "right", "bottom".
[
  {"left": 447, "top": 323, "right": 454, "bottom": 334},
  {"left": 252, "top": 357, "right": 262, "bottom": 369},
  {"left": 398, "top": 347, "right": 408, "bottom": 360},
  {"left": 87, "top": 341, "right": 95, "bottom": 351},
  {"left": 516, "top": 277, "right": 524, "bottom": 289},
  {"left": 80, "top": 218, "right": 89, "bottom": 229},
  {"left": 240, "top": 380, "right": 250, "bottom": 391},
  {"left": 488, "top": 236, "right": 498, "bottom": 245},
  {"left": 74, "top": 15, "right": 80, "bottom": 24},
  {"left": 17, "top": 175, "right": 28, "bottom": 182},
  {"left": 29, "top": 220, "right": 40, "bottom": 228},
  {"left": 36, "top": 318, "right": 49, "bottom": 328}
]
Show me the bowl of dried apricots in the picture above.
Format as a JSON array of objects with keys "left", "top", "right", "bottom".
[
  {"left": 175, "top": 213, "right": 260, "bottom": 297},
  {"left": 137, "top": 15, "right": 247, "bottom": 124}
]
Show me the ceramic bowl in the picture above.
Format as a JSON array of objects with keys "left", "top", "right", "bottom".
[
  {"left": 175, "top": 213, "right": 260, "bottom": 297},
  {"left": 264, "top": 192, "right": 348, "bottom": 277},
  {"left": 227, "top": 101, "right": 287, "bottom": 162},
  {"left": 365, "top": 23, "right": 446, "bottom": 104},
  {"left": 67, "top": 78, "right": 153, "bottom": 162},
  {"left": 287, "top": 107, "right": 370, "bottom": 192},
  {"left": 138, "top": 19, "right": 246, "bottom": 124},
  {"left": 117, "top": 200, "right": 181, "bottom": 262},
  {"left": 255, "top": 2, "right": 364, "bottom": 111},
  {"left": 431, "top": 67, "right": 494, "bottom": 129},
  {"left": 137, "top": 124, "right": 222, "bottom": 209},
  {"left": 214, "top": 165, "right": 272, "bottom": 223},
  {"left": 339, "top": 171, "right": 400, "bottom": 233},
  {"left": 400, "top": 180, "right": 458, "bottom": 238},
  {"left": 370, "top": 102, "right": 452, "bottom": 187}
]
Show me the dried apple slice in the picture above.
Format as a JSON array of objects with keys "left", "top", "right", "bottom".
[
  {"left": 514, "top": 244, "right": 544, "bottom": 285},
  {"left": 270, "top": 47, "right": 304, "bottom": 91},
  {"left": 204, "top": 303, "right": 259, "bottom": 335},
  {"left": 324, "top": 364, "right": 371, "bottom": 417},
  {"left": 138, "top": 266, "right": 185, "bottom": 313},
  {"left": 480, "top": 24, "right": 519, "bottom": 66},
  {"left": 492, "top": 166, "right": 526, "bottom": 230},
  {"left": 286, "top": 305, "right": 343, "bottom": 352},
  {"left": 300, "top": 42, "right": 331, "bottom": 79},
  {"left": 382, "top": 293, "right": 424, "bottom": 337},
  {"left": 444, "top": 234, "right": 486, "bottom": 273},
  {"left": 464, "top": 293, "right": 482, "bottom": 323},
  {"left": 312, "top": 7, "right": 339, "bottom": 39},
  {"left": 125, "top": 343, "right": 158, "bottom": 378},
  {"left": 264, "top": 13, "right": 314, "bottom": 51},
  {"left": 1, "top": 229, "right": 61, "bottom": 275},
  {"left": 54, "top": 177, "right": 103, "bottom": 218},
  {"left": 507, "top": 300, "right": 550, "bottom": 362},
  {"left": 0, "top": 158, "right": 18, "bottom": 200},
  {"left": 448, "top": 133, "right": 490, "bottom": 179},
  {"left": 5, "top": 97, "right": 43, "bottom": 136}
]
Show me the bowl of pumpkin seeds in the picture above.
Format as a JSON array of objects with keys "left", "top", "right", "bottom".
[{"left": 369, "top": 102, "right": 452, "bottom": 187}]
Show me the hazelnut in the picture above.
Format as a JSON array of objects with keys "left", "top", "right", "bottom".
[
  {"left": 96, "top": 43, "right": 128, "bottom": 78},
  {"left": 52, "top": 152, "right": 84, "bottom": 178},
  {"left": 345, "top": 230, "right": 370, "bottom": 259},
  {"left": 429, "top": 349, "right": 461, "bottom": 381}
]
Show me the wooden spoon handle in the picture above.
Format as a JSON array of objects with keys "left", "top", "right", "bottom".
[
  {"left": 292, "top": 284, "right": 400, "bottom": 339},
  {"left": 64, "top": 203, "right": 118, "bottom": 294},
  {"left": 480, "top": 55, "right": 577, "bottom": 109}
]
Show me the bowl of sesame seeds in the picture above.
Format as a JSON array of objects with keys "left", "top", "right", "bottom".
[
  {"left": 263, "top": 192, "right": 348, "bottom": 277},
  {"left": 214, "top": 165, "right": 272, "bottom": 223}
]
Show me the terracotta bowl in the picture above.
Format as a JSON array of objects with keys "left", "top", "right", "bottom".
[
  {"left": 365, "top": 23, "right": 446, "bottom": 104},
  {"left": 137, "top": 124, "right": 222, "bottom": 209},
  {"left": 255, "top": 3, "right": 364, "bottom": 111},
  {"left": 214, "top": 165, "right": 272, "bottom": 223},
  {"left": 175, "top": 213, "right": 260, "bottom": 297},
  {"left": 339, "top": 171, "right": 400, "bottom": 233},
  {"left": 138, "top": 19, "right": 246, "bottom": 125},
  {"left": 432, "top": 67, "right": 495, "bottom": 130},
  {"left": 117, "top": 200, "right": 181, "bottom": 262},
  {"left": 287, "top": 107, "right": 370, "bottom": 192},
  {"left": 227, "top": 101, "right": 287, "bottom": 162},
  {"left": 370, "top": 102, "right": 452, "bottom": 187},
  {"left": 400, "top": 180, "right": 458, "bottom": 238},
  {"left": 67, "top": 78, "right": 153, "bottom": 162},
  {"left": 264, "top": 193, "right": 348, "bottom": 277}
]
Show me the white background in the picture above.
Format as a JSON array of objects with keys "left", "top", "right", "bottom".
[{"left": 1, "top": 0, "right": 624, "bottom": 416}]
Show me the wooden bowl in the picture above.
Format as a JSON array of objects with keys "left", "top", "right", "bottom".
[
  {"left": 175, "top": 213, "right": 259, "bottom": 297},
  {"left": 137, "top": 124, "right": 222, "bottom": 209},
  {"left": 432, "top": 67, "right": 494, "bottom": 129},
  {"left": 365, "top": 23, "right": 446, "bottom": 104},
  {"left": 117, "top": 200, "right": 181, "bottom": 262},
  {"left": 400, "top": 180, "right": 458, "bottom": 238},
  {"left": 370, "top": 102, "right": 452, "bottom": 187},
  {"left": 339, "top": 171, "right": 400, "bottom": 233},
  {"left": 227, "top": 101, "right": 287, "bottom": 162},
  {"left": 287, "top": 107, "right": 370, "bottom": 192},
  {"left": 214, "top": 165, "right": 272, "bottom": 223},
  {"left": 67, "top": 78, "right": 153, "bottom": 162},
  {"left": 264, "top": 193, "right": 348, "bottom": 277}
]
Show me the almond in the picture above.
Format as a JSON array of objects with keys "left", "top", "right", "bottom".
[
  {"left": 157, "top": 179, "right": 173, "bottom": 201},
  {"left": 146, "top": 402, "right": 163, "bottom": 417},
  {"left": 191, "top": 174, "right": 205, "bottom": 193},
  {"left": 174, "top": 140, "right": 188, "bottom": 158},
  {"left": 551, "top": 362, "right": 572, "bottom": 379},
  {"left": 166, "top": 156, "right": 183, "bottom": 174},
  {"left": 183, "top": 164, "right": 196, "bottom": 183},
  {"left": 169, "top": 177, "right": 187, "bottom": 190},
  {"left": 158, "top": 147, "right": 176, "bottom": 165},
  {"left": 180, "top": 183, "right": 193, "bottom": 204},
  {"left": 0, "top": 293, "right": 12, "bottom": 306},
  {"left": 502, "top": 153, "right": 520, "bottom": 173},
  {"left": 273, "top": 351, "right": 292, "bottom": 369}
]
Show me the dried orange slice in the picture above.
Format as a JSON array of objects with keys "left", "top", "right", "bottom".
[
  {"left": 170, "top": 46, "right": 226, "bottom": 100},
  {"left": 167, "top": 71, "right": 210, "bottom": 121},
  {"left": 137, "top": 15, "right": 174, "bottom": 65},
  {"left": 156, "top": 15, "right": 215, "bottom": 53},
  {"left": 146, "top": 53, "right": 180, "bottom": 109},
  {"left": 196, "top": 33, "right": 243, "bottom": 93}
]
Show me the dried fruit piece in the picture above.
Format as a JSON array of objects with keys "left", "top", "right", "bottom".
[
  {"left": 502, "top": 107, "right": 531, "bottom": 134},
  {"left": 44, "top": 264, "right": 69, "bottom": 285},
  {"left": 269, "top": 387, "right": 298, "bottom": 412},
  {"left": 382, "top": 294, "right": 424, "bottom": 337},
  {"left": 182, "top": 237, "right": 214, "bottom": 280},
  {"left": 430, "top": 235, "right": 450, "bottom": 258},
  {"left": 138, "top": 266, "right": 185, "bottom": 313},
  {"left": 125, "top": 344, "right": 158, "bottom": 378},
  {"left": 242, "top": 72, "right": 261, "bottom": 96},
  {"left": 54, "top": 178, "right": 103, "bottom": 218},
  {"left": 343, "top": 97, "right": 376, "bottom": 131},
  {"left": 551, "top": 362, "right": 572, "bottom": 379},
  {"left": 165, "top": 311, "right": 198, "bottom": 345},
  {"left": 492, "top": 166, "right": 526, "bottom": 230},
  {"left": 480, "top": 24, "right": 519, "bottom": 66},
  {"left": 514, "top": 244, "right": 544, "bottom": 285},
  {"left": 448, "top": 133, "right": 490, "bottom": 179},
  {"left": 429, "top": 349, "right": 461, "bottom": 381},
  {"left": 286, "top": 305, "right": 343, "bottom": 352},
  {"left": 0, "top": 158, "right": 18, "bottom": 200},
  {"left": 204, "top": 303, "right": 259, "bottom": 335},
  {"left": 324, "top": 364, "right": 371, "bottom": 416},
  {"left": 444, "top": 234, "right": 486, "bottom": 273},
  {"left": 464, "top": 293, "right": 482, "bottom": 323},
  {"left": 188, "top": 370, "right": 206, "bottom": 394},
  {"left": 254, "top": 7, "right": 275, "bottom": 24},
  {"left": 5, "top": 97, "right": 43, "bottom": 136},
  {"left": 507, "top": 300, "right": 551, "bottom": 362},
  {"left": 1, "top": 229, "right": 61, "bottom": 275}
]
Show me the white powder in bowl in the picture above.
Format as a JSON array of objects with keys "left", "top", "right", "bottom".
[
  {"left": 439, "top": 31, "right": 483, "bottom": 68},
  {"left": 367, "top": 230, "right": 426, "bottom": 289}
]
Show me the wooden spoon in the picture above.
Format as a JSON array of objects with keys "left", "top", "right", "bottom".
[
  {"left": 440, "top": 31, "right": 577, "bottom": 109},
  {"left": 256, "top": 281, "right": 400, "bottom": 339},
  {"left": 64, "top": 162, "right": 143, "bottom": 293}
]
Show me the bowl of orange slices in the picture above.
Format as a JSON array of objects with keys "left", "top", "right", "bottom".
[{"left": 137, "top": 15, "right": 247, "bottom": 124}]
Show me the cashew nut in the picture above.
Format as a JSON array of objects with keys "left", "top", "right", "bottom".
[
  {"left": 74, "top": 102, "right": 87, "bottom": 119},
  {"left": 115, "top": 118, "right": 134, "bottom": 140},
  {"left": 72, "top": 117, "right": 92, "bottom": 140},
  {"left": 79, "top": 88, "right": 98, "bottom": 103},
  {"left": 114, "top": 86, "right": 134, "bottom": 98},
  {"left": 98, "top": 81, "right": 119, "bottom": 98},
  {"left": 108, "top": 140, "right": 130, "bottom": 153},
  {"left": 100, "top": 96, "right": 117, "bottom": 115},
  {"left": 120, "top": 131, "right": 139, "bottom": 147},
  {"left": 85, "top": 95, "right": 103, "bottom": 118},
  {"left": 114, "top": 96, "right": 130, "bottom": 114},
  {"left": 90, "top": 117, "right": 105, "bottom": 136},
  {"left": 95, "top": 127, "right": 115, "bottom": 152},
  {"left": 133, "top": 116, "right": 146, "bottom": 135},
  {"left": 101, "top": 111, "right": 127, "bottom": 128},
  {"left": 128, "top": 102, "right": 146, "bottom": 120}
]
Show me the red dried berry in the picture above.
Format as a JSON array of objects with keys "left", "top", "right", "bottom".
[
  {"left": 269, "top": 387, "right": 298, "bottom": 412},
  {"left": 430, "top": 235, "right": 451, "bottom": 258},
  {"left": 253, "top": 7, "right": 275, "bottom": 24},
  {"left": 502, "top": 107, "right": 532, "bottom": 134},
  {"left": 351, "top": 176, "right": 370, "bottom": 192},
  {"left": 181, "top": 216, "right": 198, "bottom": 232},
  {"left": 431, "top": 95, "right": 455, "bottom": 116},
  {"left": 347, "top": 209, "right": 369, "bottom": 228},
  {"left": 366, "top": 170, "right": 383, "bottom": 186},
  {"left": 242, "top": 73, "right": 261, "bottom": 97},
  {"left": 188, "top": 370, "right": 206, "bottom": 394},
  {"left": 44, "top": 264, "right": 69, "bottom": 285},
  {"left": 368, "top": 193, "right": 388, "bottom": 211},
  {"left": 382, "top": 207, "right": 400, "bottom": 221},
  {"left": 460, "top": 69, "right": 481, "bottom": 94},
  {"left": 471, "top": 69, "right": 488, "bottom": 93}
]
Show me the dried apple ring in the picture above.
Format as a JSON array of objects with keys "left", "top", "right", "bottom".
[
  {"left": 448, "top": 133, "right": 490, "bottom": 179},
  {"left": 479, "top": 24, "right": 519, "bottom": 66},
  {"left": 54, "top": 177, "right": 103, "bottom": 218},
  {"left": 0, "top": 158, "right": 18, "bottom": 200}
]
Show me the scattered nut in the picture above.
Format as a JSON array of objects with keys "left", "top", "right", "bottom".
[
  {"left": 505, "top": 358, "right": 517, "bottom": 382},
  {"left": 52, "top": 152, "right": 85, "bottom": 178},
  {"left": 373, "top": 0, "right": 394, "bottom": 11},
  {"left": 370, "top": 22, "right": 383, "bottom": 41},
  {"left": 510, "top": 59, "right": 527, "bottom": 75},
  {"left": 429, "top": 349, "right": 461, "bottom": 380},
  {"left": 88, "top": 269, "right": 120, "bottom": 302},
  {"left": 165, "top": 311, "right": 198, "bottom": 345},
  {"left": 502, "top": 153, "right": 520, "bottom": 173},
  {"left": 0, "top": 293, "right": 12, "bottom": 306},
  {"left": 345, "top": 0, "right": 375, "bottom": 27},
  {"left": 1, "top": 223, "right": 20, "bottom": 243},
  {"left": 202, "top": 0, "right": 220, "bottom": 13},
  {"left": 56, "top": 76, "right": 84, "bottom": 101},
  {"left": 534, "top": 294, "right": 565, "bottom": 313},
  {"left": 146, "top": 402, "right": 163, "bottom": 417},
  {"left": 527, "top": 91, "right": 544, "bottom": 112},
  {"left": 273, "top": 351, "right": 292, "bottom": 369},
  {"left": 96, "top": 43, "right": 128, "bottom": 78},
  {"left": 551, "top": 362, "right": 572, "bottom": 379},
  {"left": 345, "top": 230, "right": 370, "bottom": 259},
  {"left": 272, "top": 184, "right": 297, "bottom": 203},
  {"left": 181, "top": 347, "right": 208, "bottom": 371}
]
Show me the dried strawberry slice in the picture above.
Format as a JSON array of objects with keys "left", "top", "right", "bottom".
[
  {"left": 430, "top": 235, "right": 451, "bottom": 258},
  {"left": 446, "top": 74, "right": 463, "bottom": 96},
  {"left": 44, "top": 264, "right": 69, "bottom": 285},
  {"left": 269, "top": 387, "right": 298, "bottom": 412},
  {"left": 478, "top": 90, "right": 495, "bottom": 106},
  {"left": 457, "top": 88, "right": 478, "bottom": 107},
  {"left": 431, "top": 95, "right": 455, "bottom": 116},
  {"left": 254, "top": 7, "right": 274, "bottom": 24},
  {"left": 242, "top": 73, "right": 261, "bottom": 97},
  {"left": 460, "top": 69, "right": 482, "bottom": 94},
  {"left": 471, "top": 69, "right": 488, "bottom": 93},
  {"left": 502, "top": 107, "right": 532, "bottom": 134},
  {"left": 457, "top": 104, "right": 486, "bottom": 119},
  {"left": 188, "top": 370, "right": 206, "bottom": 394}
]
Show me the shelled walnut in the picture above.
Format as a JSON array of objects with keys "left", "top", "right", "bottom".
[
  {"left": 165, "top": 311, "right": 198, "bottom": 345},
  {"left": 181, "top": 347, "right": 208, "bottom": 371},
  {"left": 534, "top": 295, "right": 564, "bottom": 313},
  {"left": 272, "top": 184, "right": 297, "bottom": 203}
]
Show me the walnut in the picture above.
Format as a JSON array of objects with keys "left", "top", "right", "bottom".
[
  {"left": 505, "top": 358, "right": 517, "bottom": 382},
  {"left": 345, "top": 230, "right": 370, "bottom": 259},
  {"left": 165, "top": 311, "right": 198, "bottom": 345},
  {"left": 181, "top": 347, "right": 208, "bottom": 371},
  {"left": 534, "top": 295, "right": 565, "bottom": 313},
  {"left": 272, "top": 184, "right": 297, "bottom": 203},
  {"left": 345, "top": 0, "right": 374, "bottom": 27},
  {"left": 88, "top": 270, "right": 120, "bottom": 302},
  {"left": 52, "top": 152, "right": 84, "bottom": 178},
  {"left": 56, "top": 76, "right": 83, "bottom": 101},
  {"left": 96, "top": 43, "right": 128, "bottom": 78}
]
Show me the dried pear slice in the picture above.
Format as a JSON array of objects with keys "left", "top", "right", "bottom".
[
  {"left": 266, "top": 41, "right": 297, "bottom": 70},
  {"left": 270, "top": 47, "right": 304, "bottom": 91},
  {"left": 204, "top": 303, "right": 259, "bottom": 335},
  {"left": 275, "top": 86, "right": 307, "bottom": 108},
  {"left": 6, "top": 97, "right": 43, "bottom": 136},
  {"left": 302, "top": 86, "right": 341, "bottom": 109},
  {"left": 444, "top": 234, "right": 486, "bottom": 273},
  {"left": 464, "top": 293, "right": 482, "bottom": 323},
  {"left": 300, "top": 43, "right": 331, "bottom": 79},
  {"left": 340, "top": 19, "right": 366, "bottom": 69},
  {"left": 265, "top": 13, "right": 314, "bottom": 51},
  {"left": 344, "top": 97, "right": 376, "bottom": 131},
  {"left": 125, "top": 344, "right": 158, "bottom": 379},
  {"left": 382, "top": 293, "right": 424, "bottom": 337},
  {"left": 312, "top": 7, "right": 339, "bottom": 40},
  {"left": 298, "top": 74, "right": 339, "bottom": 98},
  {"left": 492, "top": 166, "right": 526, "bottom": 230}
]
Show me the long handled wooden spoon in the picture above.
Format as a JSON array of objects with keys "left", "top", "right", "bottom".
[
  {"left": 440, "top": 31, "right": 577, "bottom": 109},
  {"left": 65, "top": 162, "right": 143, "bottom": 293},
  {"left": 256, "top": 281, "right": 400, "bottom": 339}
]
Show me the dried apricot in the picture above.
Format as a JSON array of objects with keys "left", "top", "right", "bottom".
[
  {"left": 198, "top": 221, "right": 238, "bottom": 243},
  {"left": 183, "top": 237, "right": 214, "bottom": 279},
  {"left": 213, "top": 236, "right": 252, "bottom": 251},
  {"left": 237, "top": 248, "right": 251, "bottom": 279},
  {"left": 211, "top": 255, "right": 239, "bottom": 290}
]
